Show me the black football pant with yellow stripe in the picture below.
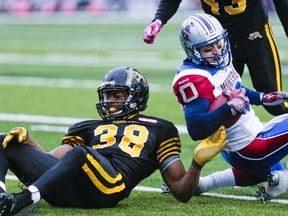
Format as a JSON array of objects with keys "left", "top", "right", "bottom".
[
  {"left": 0, "top": 135, "right": 128, "bottom": 208},
  {"left": 230, "top": 22, "right": 288, "bottom": 116}
]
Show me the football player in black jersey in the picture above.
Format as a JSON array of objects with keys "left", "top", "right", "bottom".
[
  {"left": 143, "top": 0, "right": 288, "bottom": 116},
  {"left": 0, "top": 66, "right": 228, "bottom": 215}
]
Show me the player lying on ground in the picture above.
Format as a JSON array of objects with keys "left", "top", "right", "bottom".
[{"left": 0, "top": 66, "right": 228, "bottom": 216}]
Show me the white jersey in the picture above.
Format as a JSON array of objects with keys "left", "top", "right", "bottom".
[{"left": 172, "top": 61, "right": 263, "bottom": 152}]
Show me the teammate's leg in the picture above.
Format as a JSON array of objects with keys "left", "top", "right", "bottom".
[{"left": 245, "top": 23, "right": 288, "bottom": 115}]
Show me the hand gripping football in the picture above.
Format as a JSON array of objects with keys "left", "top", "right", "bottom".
[{"left": 208, "top": 89, "right": 242, "bottom": 128}]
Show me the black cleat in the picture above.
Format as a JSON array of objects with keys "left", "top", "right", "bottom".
[
  {"left": 0, "top": 189, "right": 33, "bottom": 216},
  {"left": 0, "top": 193, "right": 14, "bottom": 216}
]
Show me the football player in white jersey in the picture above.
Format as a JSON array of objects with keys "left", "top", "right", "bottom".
[{"left": 171, "top": 13, "right": 288, "bottom": 201}]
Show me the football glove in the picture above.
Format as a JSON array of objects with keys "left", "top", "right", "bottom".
[
  {"left": 262, "top": 91, "right": 288, "bottom": 106},
  {"left": 193, "top": 126, "right": 228, "bottom": 168},
  {"left": 225, "top": 88, "right": 249, "bottom": 116},
  {"left": 224, "top": 88, "right": 246, "bottom": 100},
  {"left": 227, "top": 98, "right": 248, "bottom": 116},
  {"left": 143, "top": 19, "right": 162, "bottom": 44},
  {"left": 2, "top": 126, "right": 28, "bottom": 148}
]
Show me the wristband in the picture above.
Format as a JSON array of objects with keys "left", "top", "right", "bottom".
[{"left": 192, "top": 159, "right": 203, "bottom": 170}]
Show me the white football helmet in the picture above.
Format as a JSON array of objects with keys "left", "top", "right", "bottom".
[{"left": 180, "top": 13, "right": 231, "bottom": 69}]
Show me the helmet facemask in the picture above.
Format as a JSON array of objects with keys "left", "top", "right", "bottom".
[
  {"left": 96, "top": 67, "right": 149, "bottom": 120},
  {"left": 97, "top": 86, "right": 137, "bottom": 120},
  {"left": 193, "top": 31, "right": 231, "bottom": 69}
]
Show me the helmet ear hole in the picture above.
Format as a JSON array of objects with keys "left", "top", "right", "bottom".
[{"left": 96, "top": 67, "right": 149, "bottom": 120}]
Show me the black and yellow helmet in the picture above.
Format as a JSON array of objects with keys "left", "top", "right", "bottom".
[{"left": 96, "top": 67, "right": 149, "bottom": 120}]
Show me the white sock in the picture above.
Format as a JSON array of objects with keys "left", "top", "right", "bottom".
[
  {"left": 0, "top": 181, "right": 6, "bottom": 192},
  {"left": 28, "top": 185, "right": 41, "bottom": 204},
  {"left": 198, "top": 168, "right": 235, "bottom": 193}
]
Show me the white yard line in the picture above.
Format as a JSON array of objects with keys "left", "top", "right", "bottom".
[
  {"left": 133, "top": 186, "right": 288, "bottom": 204},
  {"left": 0, "top": 75, "right": 171, "bottom": 92},
  {"left": 5, "top": 175, "right": 288, "bottom": 204},
  {"left": 0, "top": 113, "right": 188, "bottom": 134},
  {"left": 0, "top": 53, "right": 182, "bottom": 70}
]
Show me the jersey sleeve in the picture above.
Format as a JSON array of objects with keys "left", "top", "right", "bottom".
[
  {"left": 156, "top": 121, "right": 181, "bottom": 172},
  {"left": 61, "top": 121, "right": 93, "bottom": 147},
  {"left": 153, "top": 0, "right": 182, "bottom": 25},
  {"left": 173, "top": 73, "right": 215, "bottom": 105}
]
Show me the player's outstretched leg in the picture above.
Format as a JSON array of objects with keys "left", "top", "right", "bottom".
[
  {"left": 0, "top": 189, "right": 33, "bottom": 216},
  {"left": 257, "top": 169, "right": 288, "bottom": 202}
]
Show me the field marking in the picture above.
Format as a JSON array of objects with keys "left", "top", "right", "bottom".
[
  {"left": 5, "top": 174, "right": 287, "bottom": 204},
  {"left": 0, "top": 53, "right": 182, "bottom": 70},
  {"left": 133, "top": 186, "right": 288, "bottom": 204},
  {"left": 0, "top": 75, "right": 171, "bottom": 92},
  {"left": 0, "top": 113, "right": 188, "bottom": 134}
]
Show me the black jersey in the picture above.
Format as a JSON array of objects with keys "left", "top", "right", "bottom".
[
  {"left": 154, "top": 0, "right": 288, "bottom": 38},
  {"left": 61, "top": 114, "right": 181, "bottom": 189},
  {"left": 200, "top": 0, "right": 268, "bottom": 38}
]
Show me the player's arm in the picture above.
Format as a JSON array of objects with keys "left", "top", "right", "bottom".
[
  {"left": 273, "top": 0, "right": 288, "bottom": 36},
  {"left": 161, "top": 160, "right": 200, "bottom": 202},
  {"left": 161, "top": 126, "right": 228, "bottom": 203},
  {"left": 49, "top": 144, "right": 73, "bottom": 159},
  {"left": 243, "top": 86, "right": 288, "bottom": 106},
  {"left": 50, "top": 132, "right": 85, "bottom": 158},
  {"left": 50, "top": 128, "right": 86, "bottom": 158},
  {"left": 143, "top": 0, "right": 182, "bottom": 43},
  {"left": 184, "top": 98, "right": 232, "bottom": 140},
  {"left": 23, "top": 133, "right": 45, "bottom": 152},
  {"left": 153, "top": 0, "right": 182, "bottom": 25}
]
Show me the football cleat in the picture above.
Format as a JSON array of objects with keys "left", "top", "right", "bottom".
[
  {"left": 256, "top": 170, "right": 288, "bottom": 202},
  {"left": 256, "top": 186, "right": 271, "bottom": 202},
  {"left": 161, "top": 183, "right": 171, "bottom": 195},
  {"left": 0, "top": 189, "right": 33, "bottom": 216},
  {"left": 268, "top": 171, "right": 280, "bottom": 187}
]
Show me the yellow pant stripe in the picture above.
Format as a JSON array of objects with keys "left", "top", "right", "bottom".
[{"left": 82, "top": 154, "right": 126, "bottom": 194}]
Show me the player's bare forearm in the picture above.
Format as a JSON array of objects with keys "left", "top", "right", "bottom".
[
  {"left": 23, "top": 134, "right": 45, "bottom": 152},
  {"left": 162, "top": 160, "right": 200, "bottom": 203},
  {"left": 49, "top": 144, "right": 73, "bottom": 159},
  {"left": 170, "top": 165, "right": 200, "bottom": 203}
]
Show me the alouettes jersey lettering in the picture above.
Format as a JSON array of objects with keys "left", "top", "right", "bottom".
[{"left": 172, "top": 60, "right": 263, "bottom": 152}]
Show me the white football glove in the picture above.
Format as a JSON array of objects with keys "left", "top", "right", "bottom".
[
  {"left": 262, "top": 91, "right": 288, "bottom": 106},
  {"left": 225, "top": 88, "right": 249, "bottom": 116}
]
